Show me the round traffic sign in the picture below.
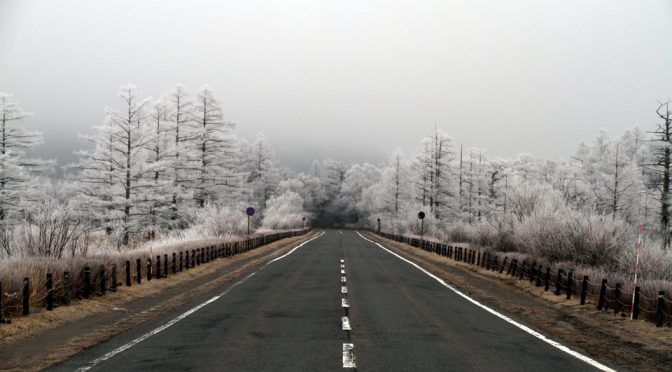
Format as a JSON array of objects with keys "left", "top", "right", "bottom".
[
  {"left": 246, "top": 207, "right": 255, "bottom": 216},
  {"left": 418, "top": 211, "right": 425, "bottom": 220}
]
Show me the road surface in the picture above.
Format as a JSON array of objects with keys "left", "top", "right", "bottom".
[{"left": 50, "top": 230, "right": 614, "bottom": 371}]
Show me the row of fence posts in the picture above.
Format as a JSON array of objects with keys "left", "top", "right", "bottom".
[
  {"left": 0, "top": 230, "right": 307, "bottom": 321},
  {"left": 378, "top": 231, "right": 669, "bottom": 327}
]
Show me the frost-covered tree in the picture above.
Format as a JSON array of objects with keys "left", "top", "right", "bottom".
[
  {"left": 381, "top": 148, "right": 411, "bottom": 217},
  {"left": 142, "top": 99, "right": 174, "bottom": 231},
  {"left": 0, "top": 93, "right": 50, "bottom": 222},
  {"left": 73, "top": 85, "right": 153, "bottom": 244},
  {"left": 415, "top": 127, "right": 455, "bottom": 220},
  {"left": 245, "top": 132, "right": 278, "bottom": 212},
  {"left": 166, "top": 84, "right": 195, "bottom": 227},
  {"left": 189, "top": 86, "right": 239, "bottom": 207}
]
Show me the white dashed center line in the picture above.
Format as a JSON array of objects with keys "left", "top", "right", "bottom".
[{"left": 343, "top": 343, "right": 356, "bottom": 368}]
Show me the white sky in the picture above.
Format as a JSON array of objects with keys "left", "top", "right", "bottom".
[{"left": 1, "top": 0, "right": 671, "bottom": 170}]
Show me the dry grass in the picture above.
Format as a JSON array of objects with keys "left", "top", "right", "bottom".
[{"left": 0, "top": 229, "right": 308, "bottom": 319}]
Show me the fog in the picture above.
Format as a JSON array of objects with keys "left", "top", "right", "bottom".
[{"left": 1, "top": 0, "right": 671, "bottom": 170}]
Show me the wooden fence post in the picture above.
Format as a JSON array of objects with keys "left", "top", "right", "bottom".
[
  {"left": 544, "top": 268, "right": 551, "bottom": 291},
  {"left": 63, "top": 271, "right": 70, "bottom": 305},
  {"left": 125, "top": 261, "right": 131, "bottom": 286},
  {"left": 163, "top": 254, "right": 168, "bottom": 278},
  {"left": 614, "top": 283, "right": 622, "bottom": 314},
  {"left": 655, "top": 291, "right": 665, "bottom": 327},
  {"left": 536, "top": 265, "right": 543, "bottom": 287},
  {"left": 172, "top": 253, "right": 177, "bottom": 274},
  {"left": 519, "top": 262, "right": 527, "bottom": 280},
  {"left": 566, "top": 271, "right": 573, "bottom": 299},
  {"left": 500, "top": 257, "right": 508, "bottom": 274},
  {"left": 580, "top": 276, "right": 588, "bottom": 305},
  {"left": 46, "top": 273, "right": 53, "bottom": 311},
  {"left": 22, "top": 277, "right": 29, "bottom": 315},
  {"left": 99, "top": 265, "right": 106, "bottom": 295},
  {"left": 84, "top": 266, "right": 91, "bottom": 298},
  {"left": 156, "top": 256, "right": 161, "bottom": 279},
  {"left": 554, "top": 269, "right": 562, "bottom": 296},
  {"left": 147, "top": 258, "right": 152, "bottom": 281},
  {"left": 111, "top": 264, "right": 117, "bottom": 292},
  {"left": 136, "top": 259, "right": 142, "bottom": 284},
  {"left": 597, "top": 279, "right": 607, "bottom": 310}
]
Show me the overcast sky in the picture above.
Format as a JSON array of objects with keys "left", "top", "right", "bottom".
[{"left": 1, "top": 0, "right": 671, "bottom": 170}]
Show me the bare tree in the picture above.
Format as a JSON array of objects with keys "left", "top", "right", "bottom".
[{"left": 650, "top": 100, "right": 672, "bottom": 249}]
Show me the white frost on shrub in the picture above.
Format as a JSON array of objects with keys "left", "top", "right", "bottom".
[{"left": 261, "top": 191, "right": 307, "bottom": 230}]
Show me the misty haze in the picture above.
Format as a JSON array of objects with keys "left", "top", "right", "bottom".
[{"left": 1, "top": 1, "right": 671, "bottom": 371}]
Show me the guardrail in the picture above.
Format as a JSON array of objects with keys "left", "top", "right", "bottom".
[
  {"left": 374, "top": 231, "right": 671, "bottom": 328},
  {"left": 0, "top": 229, "right": 310, "bottom": 323}
]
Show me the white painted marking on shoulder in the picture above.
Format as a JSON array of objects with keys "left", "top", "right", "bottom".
[
  {"left": 341, "top": 286, "right": 348, "bottom": 294},
  {"left": 340, "top": 259, "right": 345, "bottom": 263},
  {"left": 342, "top": 316, "right": 351, "bottom": 331},
  {"left": 342, "top": 343, "right": 356, "bottom": 368},
  {"left": 341, "top": 276, "right": 347, "bottom": 283},
  {"left": 74, "top": 232, "right": 325, "bottom": 372},
  {"left": 341, "top": 269, "right": 346, "bottom": 275},
  {"left": 340, "top": 264, "right": 345, "bottom": 269},
  {"left": 355, "top": 232, "right": 616, "bottom": 372},
  {"left": 342, "top": 298, "right": 350, "bottom": 308}
]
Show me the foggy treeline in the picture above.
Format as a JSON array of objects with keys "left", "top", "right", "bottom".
[{"left": 1, "top": 86, "right": 672, "bottom": 286}]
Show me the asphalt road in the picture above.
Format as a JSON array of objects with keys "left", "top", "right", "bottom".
[{"left": 50, "top": 230, "right": 613, "bottom": 371}]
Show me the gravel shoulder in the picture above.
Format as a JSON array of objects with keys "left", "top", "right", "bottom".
[
  {"left": 363, "top": 231, "right": 672, "bottom": 372},
  {"left": 0, "top": 232, "right": 318, "bottom": 372}
]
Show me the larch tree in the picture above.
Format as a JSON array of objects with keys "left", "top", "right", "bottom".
[
  {"left": 166, "top": 84, "right": 195, "bottom": 227},
  {"left": 189, "top": 86, "right": 238, "bottom": 208},
  {"left": 0, "top": 93, "right": 49, "bottom": 222},
  {"left": 73, "top": 85, "right": 152, "bottom": 245},
  {"left": 381, "top": 148, "right": 411, "bottom": 217},
  {"left": 246, "top": 132, "right": 277, "bottom": 212}
]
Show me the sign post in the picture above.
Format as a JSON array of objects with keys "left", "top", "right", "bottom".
[
  {"left": 631, "top": 224, "right": 644, "bottom": 320},
  {"left": 418, "top": 211, "right": 425, "bottom": 243},
  {"left": 377, "top": 218, "right": 381, "bottom": 234},
  {"left": 246, "top": 207, "right": 255, "bottom": 237}
]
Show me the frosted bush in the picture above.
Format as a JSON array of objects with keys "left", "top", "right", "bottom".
[{"left": 261, "top": 191, "right": 307, "bottom": 230}]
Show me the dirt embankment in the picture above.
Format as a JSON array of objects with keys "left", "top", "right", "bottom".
[
  {"left": 0, "top": 232, "right": 319, "bottom": 372},
  {"left": 363, "top": 231, "right": 672, "bottom": 372}
]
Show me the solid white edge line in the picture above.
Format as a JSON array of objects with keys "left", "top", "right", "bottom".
[
  {"left": 75, "top": 231, "right": 325, "bottom": 372},
  {"left": 356, "top": 231, "right": 616, "bottom": 372},
  {"left": 342, "top": 343, "right": 356, "bottom": 368},
  {"left": 342, "top": 316, "right": 351, "bottom": 331}
]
